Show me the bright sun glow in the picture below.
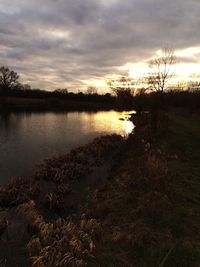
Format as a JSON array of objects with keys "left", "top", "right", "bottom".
[
  {"left": 81, "top": 78, "right": 108, "bottom": 93},
  {"left": 77, "top": 46, "right": 200, "bottom": 90},
  {"left": 176, "top": 46, "right": 200, "bottom": 58},
  {"left": 118, "top": 62, "right": 149, "bottom": 81},
  {"left": 116, "top": 46, "right": 200, "bottom": 85}
]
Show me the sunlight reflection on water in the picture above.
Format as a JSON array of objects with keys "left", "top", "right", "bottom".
[
  {"left": 0, "top": 110, "right": 135, "bottom": 183},
  {"left": 79, "top": 110, "right": 135, "bottom": 137}
]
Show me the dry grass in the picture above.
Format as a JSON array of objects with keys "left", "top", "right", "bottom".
[
  {"left": 146, "top": 149, "right": 168, "bottom": 178},
  {"left": 44, "top": 192, "right": 64, "bottom": 211},
  {"left": 85, "top": 111, "right": 200, "bottom": 266},
  {"left": 17, "top": 200, "right": 101, "bottom": 267},
  {"left": 35, "top": 135, "right": 123, "bottom": 183},
  {"left": 0, "top": 177, "right": 39, "bottom": 207},
  {"left": 0, "top": 259, "right": 6, "bottom": 267}
]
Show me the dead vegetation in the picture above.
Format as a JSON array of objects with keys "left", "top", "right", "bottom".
[
  {"left": 0, "top": 259, "right": 6, "bottom": 267},
  {"left": 3, "top": 111, "right": 199, "bottom": 266},
  {"left": 17, "top": 201, "right": 101, "bottom": 267},
  {"left": 0, "top": 134, "right": 123, "bottom": 266},
  {"left": 0, "top": 177, "right": 39, "bottom": 208},
  {"left": 84, "top": 111, "right": 200, "bottom": 266},
  {"left": 44, "top": 192, "right": 64, "bottom": 211},
  {"left": 35, "top": 134, "right": 123, "bottom": 183}
]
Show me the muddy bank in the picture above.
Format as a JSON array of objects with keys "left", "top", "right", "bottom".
[{"left": 0, "top": 134, "right": 124, "bottom": 266}]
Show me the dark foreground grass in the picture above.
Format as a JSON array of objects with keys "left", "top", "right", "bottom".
[{"left": 87, "top": 109, "right": 200, "bottom": 267}]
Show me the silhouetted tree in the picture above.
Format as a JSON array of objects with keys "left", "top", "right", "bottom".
[
  {"left": 0, "top": 66, "right": 19, "bottom": 92},
  {"left": 107, "top": 74, "right": 135, "bottom": 107},
  {"left": 134, "top": 88, "right": 147, "bottom": 114},
  {"left": 147, "top": 48, "right": 176, "bottom": 131},
  {"left": 54, "top": 88, "right": 68, "bottom": 94},
  {"left": 86, "top": 86, "right": 98, "bottom": 94},
  {"left": 114, "top": 88, "right": 133, "bottom": 104},
  {"left": 107, "top": 74, "right": 133, "bottom": 92},
  {"left": 148, "top": 48, "right": 176, "bottom": 92},
  {"left": 22, "top": 84, "right": 31, "bottom": 90}
]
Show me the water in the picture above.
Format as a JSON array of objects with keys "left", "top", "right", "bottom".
[{"left": 0, "top": 110, "right": 134, "bottom": 184}]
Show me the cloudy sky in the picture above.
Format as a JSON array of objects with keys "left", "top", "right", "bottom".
[{"left": 0, "top": 0, "right": 200, "bottom": 92}]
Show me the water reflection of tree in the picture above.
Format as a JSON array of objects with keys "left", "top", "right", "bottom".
[
  {"left": 0, "top": 112, "right": 12, "bottom": 131},
  {"left": 0, "top": 112, "right": 23, "bottom": 133}
]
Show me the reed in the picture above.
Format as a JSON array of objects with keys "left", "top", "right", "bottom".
[
  {"left": 34, "top": 135, "right": 123, "bottom": 183},
  {"left": 26, "top": 215, "right": 101, "bottom": 267},
  {"left": 44, "top": 192, "right": 64, "bottom": 211},
  {"left": 0, "top": 178, "right": 39, "bottom": 207},
  {"left": 17, "top": 201, "right": 101, "bottom": 266}
]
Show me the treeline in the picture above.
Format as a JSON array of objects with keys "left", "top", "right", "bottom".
[
  {"left": 0, "top": 88, "right": 119, "bottom": 112},
  {"left": 133, "top": 89, "right": 200, "bottom": 112},
  {"left": 1, "top": 87, "right": 115, "bottom": 104},
  {"left": 1, "top": 85, "right": 200, "bottom": 112},
  {"left": 0, "top": 66, "right": 200, "bottom": 112},
  {"left": 0, "top": 66, "right": 116, "bottom": 110}
]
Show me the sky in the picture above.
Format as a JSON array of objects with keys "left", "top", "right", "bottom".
[{"left": 0, "top": 0, "right": 200, "bottom": 92}]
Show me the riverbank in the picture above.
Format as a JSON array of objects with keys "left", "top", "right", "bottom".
[
  {"left": 0, "top": 134, "right": 124, "bottom": 266},
  {"left": 0, "top": 108, "right": 199, "bottom": 266},
  {"left": 85, "top": 108, "right": 200, "bottom": 267}
]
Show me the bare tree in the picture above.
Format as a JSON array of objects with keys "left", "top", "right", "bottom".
[
  {"left": 146, "top": 48, "right": 176, "bottom": 131},
  {"left": 54, "top": 88, "right": 68, "bottom": 94},
  {"left": 107, "top": 73, "right": 134, "bottom": 93},
  {"left": 106, "top": 74, "right": 134, "bottom": 107},
  {"left": 147, "top": 48, "right": 176, "bottom": 92},
  {"left": 86, "top": 86, "right": 98, "bottom": 94},
  {"left": 0, "top": 66, "right": 19, "bottom": 91},
  {"left": 22, "top": 84, "right": 31, "bottom": 90}
]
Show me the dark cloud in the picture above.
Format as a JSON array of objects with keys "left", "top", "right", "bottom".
[{"left": 0, "top": 0, "right": 200, "bottom": 90}]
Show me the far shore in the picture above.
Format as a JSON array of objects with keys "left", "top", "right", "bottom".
[{"left": 0, "top": 96, "right": 133, "bottom": 112}]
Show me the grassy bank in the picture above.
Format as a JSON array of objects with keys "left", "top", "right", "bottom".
[{"left": 85, "top": 109, "right": 200, "bottom": 266}]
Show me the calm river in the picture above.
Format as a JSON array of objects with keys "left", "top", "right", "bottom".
[{"left": 0, "top": 110, "right": 134, "bottom": 184}]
